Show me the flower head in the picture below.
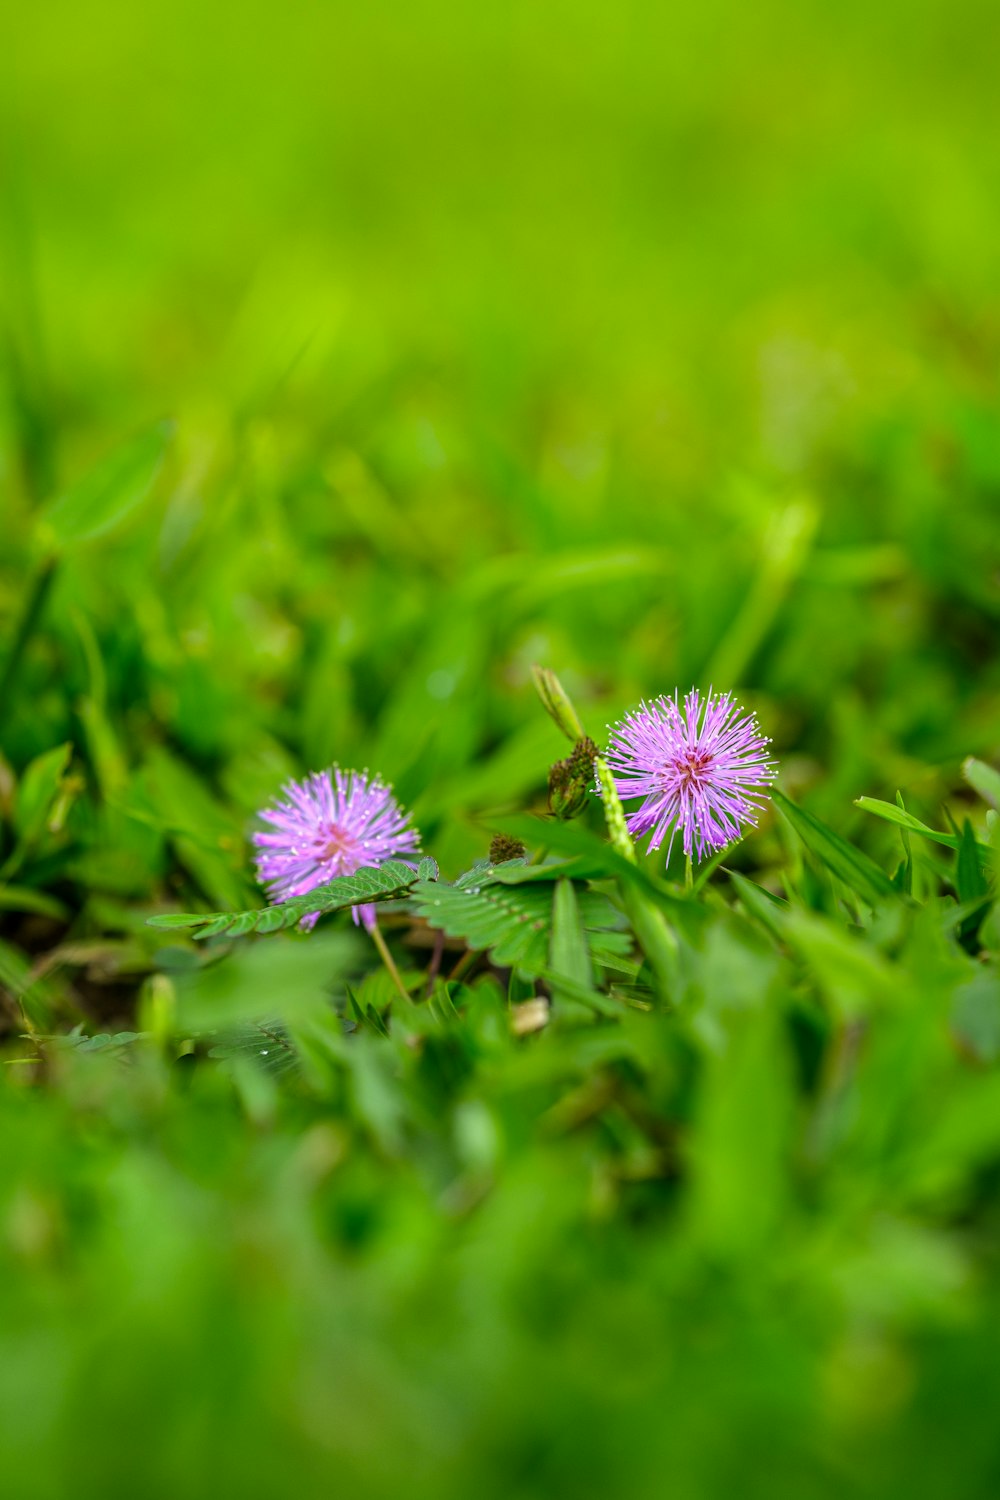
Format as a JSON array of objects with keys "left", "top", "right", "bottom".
[
  {"left": 603, "top": 689, "right": 776, "bottom": 864},
  {"left": 253, "top": 768, "right": 419, "bottom": 930}
]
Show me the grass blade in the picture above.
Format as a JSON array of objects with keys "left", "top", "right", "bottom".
[{"left": 774, "top": 788, "right": 894, "bottom": 905}]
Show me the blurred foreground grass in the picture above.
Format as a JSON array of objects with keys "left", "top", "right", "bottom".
[{"left": 2, "top": 0, "right": 1000, "bottom": 1494}]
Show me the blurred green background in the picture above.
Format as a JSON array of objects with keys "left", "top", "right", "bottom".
[
  {"left": 4, "top": 0, "right": 1000, "bottom": 858},
  {"left": 2, "top": 1, "right": 1000, "bottom": 1495}
]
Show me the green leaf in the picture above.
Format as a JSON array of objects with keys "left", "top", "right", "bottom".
[
  {"left": 536, "top": 967, "right": 626, "bottom": 1019},
  {"left": 956, "top": 820, "right": 989, "bottom": 905},
  {"left": 854, "top": 796, "right": 967, "bottom": 852},
  {"left": 13, "top": 742, "right": 72, "bottom": 841},
  {"left": 144, "top": 911, "right": 207, "bottom": 931},
  {"left": 854, "top": 797, "right": 993, "bottom": 882},
  {"left": 773, "top": 788, "right": 894, "bottom": 905},
  {"left": 208, "top": 1022, "right": 300, "bottom": 1078},
  {"left": 345, "top": 981, "right": 392, "bottom": 1038},
  {"left": 51, "top": 1030, "right": 147, "bottom": 1056},
  {"left": 254, "top": 907, "right": 288, "bottom": 935},
  {"left": 492, "top": 815, "right": 687, "bottom": 914},
  {"left": 38, "top": 420, "right": 173, "bottom": 547},
  {"left": 892, "top": 791, "right": 913, "bottom": 896},
  {"left": 963, "top": 758, "right": 1000, "bottom": 811},
  {"left": 545, "top": 889, "right": 584, "bottom": 983},
  {"left": 0, "top": 885, "right": 70, "bottom": 921},
  {"left": 147, "top": 860, "right": 419, "bottom": 937},
  {"left": 939, "top": 895, "right": 993, "bottom": 939},
  {"left": 227, "top": 912, "right": 260, "bottom": 937},
  {"left": 412, "top": 869, "right": 624, "bottom": 978},
  {"left": 412, "top": 876, "right": 552, "bottom": 973},
  {"left": 729, "top": 870, "right": 789, "bottom": 942},
  {"left": 549, "top": 878, "right": 594, "bottom": 1017},
  {"left": 2, "top": 742, "right": 78, "bottom": 880},
  {"left": 490, "top": 817, "right": 683, "bottom": 1002},
  {"left": 490, "top": 858, "right": 590, "bottom": 885}
]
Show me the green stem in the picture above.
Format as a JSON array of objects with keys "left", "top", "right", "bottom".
[
  {"left": 0, "top": 553, "right": 58, "bottom": 710},
  {"left": 685, "top": 854, "right": 694, "bottom": 892},
  {"left": 369, "top": 920, "right": 412, "bottom": 1006}
]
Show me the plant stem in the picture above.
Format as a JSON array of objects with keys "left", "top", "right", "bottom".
[
  {"left": 685, "top": 854, "right": 694, "bottom": 892},
  {"left": 447, "top": 947, "right": 479, "bottom": 985},
  {"left": 424, "top": 929, "right": 445, "bottom": 1000},
  {"left": 369, "top": 920, "right": 412, "bottom": 1005}
]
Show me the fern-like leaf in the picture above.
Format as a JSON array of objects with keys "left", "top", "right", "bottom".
[
  {"left": 207, "top": 1021, "right": 299, "bottom": 1077},
  {"left": 411, "top": 871, "right": 628, "bottom": 977},
  {"left": 147, "top": 860, "right": 419, "bottom": 939}
]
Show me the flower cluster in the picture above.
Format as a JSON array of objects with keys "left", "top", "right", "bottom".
[
  {"left": 603, "top": 688, "right": 775, "bottom": 863},
  {"left": 253, "top": 767, "right": 419, "bottom": 930},
  {"left": 252, "top": 689, "right": 774, "bottom": 931}
]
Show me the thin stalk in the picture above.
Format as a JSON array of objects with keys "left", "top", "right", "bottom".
[
  {"left": 369, "top": 920, "right": 412, "bottom": 1006},
  {"left": 685, "top": 853, "right": 694, "bottom": 892},
  {"left": 423, "top": 929, "right": 445, "bottom": 1000},
  {"left": 447, "top": 947, "right": 479, "bottom": 985}
]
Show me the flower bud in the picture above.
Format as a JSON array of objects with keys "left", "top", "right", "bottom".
[
  {"left": 548, "top": 736, "right": 598, "bottom": 820},
  {"left": 489, "top": 833, "right": 527, "bottom": 865},
  {"left": 531, "top": 665, "right": 585, "bottom": 743}
]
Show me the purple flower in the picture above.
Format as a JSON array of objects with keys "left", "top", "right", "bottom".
[
  {"left": 603, "top": 689, "right": 776, "bottom": 864},
  {"left": 253, "top": 768, "right": 419, "bottom": 931}
]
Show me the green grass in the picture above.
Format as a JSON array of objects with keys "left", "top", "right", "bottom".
[{"left": 2, "top": 0, "right": 1000, "bottom": 1493}]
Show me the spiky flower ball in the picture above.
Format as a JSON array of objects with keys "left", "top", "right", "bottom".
[
  {"left": 253, "top": 768, "right": 419, "bottom": 931},
  {"left": 603, "top": 689, "right": 775, "bottom": 864}
]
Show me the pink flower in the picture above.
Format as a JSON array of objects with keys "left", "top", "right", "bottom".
[
  {"left": 604, "top": 689, "right": 776, "bottom": 864},
  {"left": 253, "top": 768, "right": 419, "bottom": 930}
]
